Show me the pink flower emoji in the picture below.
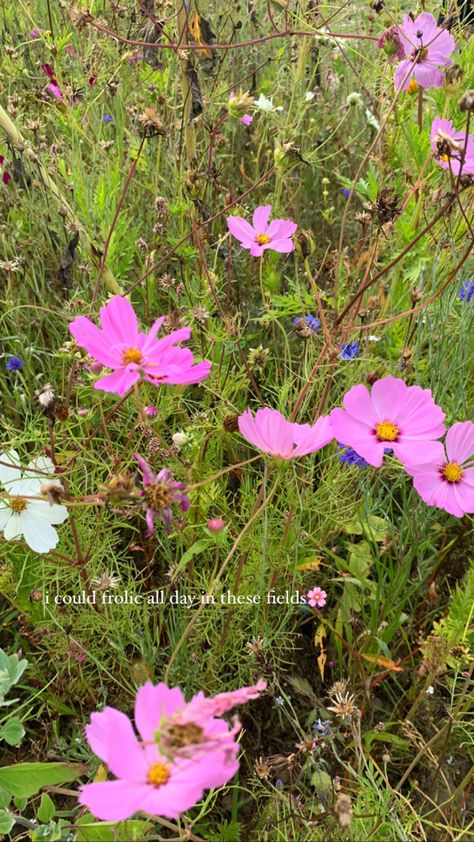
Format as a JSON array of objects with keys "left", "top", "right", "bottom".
[
  {"left": 69, "top": 296, "right": 211, "bottom": 396},
  {"left": 79, "top": 680, "right": 266, "bottom": 821},
  {"left": 238, "top": 407, "right": 333, "bottom": 459},
  {"left": 307, "top": 587, "right": 327, "bottom": 608},
  {"left": 227, "top": 205, "right": 297, "bottom": 257},
  {"left": 134, "top": 453, "right": 189, "bottom": 534},
  {"left": 329, "top": 375, "right": 446, "bottom": 468},
  {"left": 405, "top": 422, "right": 474, "bottom": 518},
  {"left": 430, "top": 117, "right": 474, "bottom": 176},
  {"left": 240, "top": 114, "right": 253, "bottom": 126},
  {"left": 393, "top": 13, "right": 454, "bottom": 91}
]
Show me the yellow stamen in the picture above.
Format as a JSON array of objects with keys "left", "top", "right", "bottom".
[
  {"left": 122, "top": 347, "right": 143, "bottom": 365},
  {"left": 440, "top": 154, "right": 449, "bottom": 163},
  {"left": 256, "top": 233, "right": 271, "bottom": 246},
  {"left": 147, "top": 761, "right": 170, "bottom": 787},
  {"left": 375, "top": 421, "right": 399, "bottom": 442},
  {"left": 406, "top": 79, "right": 418, "bottom": 95},
  {"left": 442, "top": 462, "right": 463, "bottom": 483},
  {"left": 10, "top": 497, "right": 27, "bottom": 513}
]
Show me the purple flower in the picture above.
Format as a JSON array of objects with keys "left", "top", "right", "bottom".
[
  {"left": 460, "top": 280, "right": 474, "bottom": 302},
  {"left": 128, "top": 50, "right": 142, "bottom": 65},
  {"left": 293, "top": 314, "right": 320, "bottom": 333},
  {"left": 393, "top": 13, "right": 455, "bottom": 91},
  {"left": 342, "top": 188, "right": 351, "bottom": 198},
  {"left": 339, "top": 342, "right": 361, "bottom": 360},
  {"left": 144, "top": 405, "right": 157, "bottom": 418},
  {"left": 30, "top": 28, "right": 42, "bottom": 39},
  {"left": 102, "top": 115, "right": 114, "bottom": 123},
  {"left": 5, "top": 356, "right": 24, "bottom": 371},
  {"left": 430, "top": 117, "right": 474, "bottom": 176},
  {"left": 337, "top": 443, "right": 368, "bottom": 468},
  {"left": 227, "top": 205, "right": 297, "bottom": 257},
  {"left": 240, "top": 114, "right": 253, "bottom": 126},
  {"left": 134, "top": 453, "right": 189, "bottom": 535},
  {"left": 377, "top": 25, "right": 405, "bottom": 64}
]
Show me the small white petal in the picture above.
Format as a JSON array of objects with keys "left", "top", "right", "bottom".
[
  {"left": 27, "top": 500, "right": 68, "bottom": 525},
  {"left": 20, "top": 509, "right": 59, "bottom": 553},
  {"left": 25, "top": 456, "right": 56, "bottom": 479},
  {"left": 4, "top": 513, "right": 24, "bottom": 541},
  {"left": 0, "top": 506, "right": 13, "bottom": 531}
]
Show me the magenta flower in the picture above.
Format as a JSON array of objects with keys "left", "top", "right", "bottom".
[
  {"left": 69, "top": 296, "right": 211, "bottom": 396},
  {"left": 134, "top": 453, "right": 189, "bottom": 534},
  {"left": 240, "top": 114, "right": 253, "bottom": 126},
  {"left": 307, "top": 587, "right": 327, "bottom": 608},
  {"left": 430, "top": 117, "right": 474, "bottom": 176},
  {"left": 0, "top": 156, "right": 12, "bottom": 185},
  {"left": 393, "top": 13, "right": 454, "bottom": 91},
  {"left": 30, "top": 28, "right": 42, "bottom": 39},
  {"left": 227, "top": 205, "right": 297, "bottom": 257},
  {"left": 79, "top": 679, "right": 266, "bottom": 821},
  {"left": 238, "top": 407, "right": 333, "bottom": 459},
  {"left": 329, "top": 375, "right": 446, "bottom": 468},
  {"left": 405, "top": 422, "right": 474, "bottom": 518},
  {"left": 42, "top": 63, "right": 63, "bottom": 99}
]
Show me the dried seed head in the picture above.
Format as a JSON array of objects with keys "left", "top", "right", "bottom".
[
  {"left": 139, "top": 107, "right": 166, "bottom": 137},
  {"left": 459, "top": 90, "right": 474, "bottom": 113},
  {"left": 68, "top": 4, "right": 93, "bottom": 29},
  {"left": 102, "top": 472, "right": 139, "bottom": 503},
  {"left": 223, "top": 414, "right": 239, "bottom": 433}
]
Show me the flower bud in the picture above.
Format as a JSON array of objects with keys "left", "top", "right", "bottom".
[
  {"left": 442, "top": 64, "right": 463, "bottom": 93},
  {"left": 207, "top": 518, "right": 226, "bottom": 533},
  {"left": 459, "top": 90, "right": 474, "bottom": 113}
]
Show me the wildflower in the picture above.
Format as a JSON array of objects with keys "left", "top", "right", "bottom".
[
  {"left": 339, "top": 342, "right": 361, "bottom": 360},
  {"left": 313, "top": 718, "right": 332, "bottom": 737},
  {"left": 227, "top": 205, "right": 297, "bottom": 257},
  {"left": 346, "top": 92, "right": 363, "bottom": 107},
  {"left": 329, "top": 375, "right": 446, "bottom": 468},
  {"left": 0, "top": 156, "right": 12, "bottom": 185},
  {"left": 134, "top": 454, "right": 189, "bottom": 535},
  {"left": 430, "top": 117, "right": 474, "bottom": 176},
  {"left": 240, "top": 114, "right": 253, "bottom": 126},
  {"left": 337, "top": 443, "right": 368, "bottom": 468},
  {"left": 327, "top": 681, "right": 357, "bottom": 719},
  {"left": 366, "top": 109, "right": 380, "bottom": 131},
  {"left": 393, "top": 13, "right": 455, "bottom": 91},
  {"left": 207, "top": 518, "right": 226, "bottom": 533},
  {"left": 228, "top": 91, "right": 253, "bottom": 116},
  {"left": 91, "top": 571, "right": 121, "bottom": 590},
  {"left": 36, "top": 383, "right": 56, "bottom": 415},
  {"left": 172, "top": 431, "right": 187, "bottom": 448},
  {"left": 102, "top": 114, "right": 113, "bottom": 123},
  {"left": 0, "top": 452, "right": 68, "bottom": 554},
  {"left": 443, "top": 64, "right": 464, "bottom": 92},
  {"left": 376, "top": 25, "right": 404, "bottom": 63},
  {"left": 253, "top": 93, "right": 283, "bottom": 112},
  {"left": 342, "top": 187, "right": 351, "bottom": 198},
  {"left": 304, "top": 91, "right": 315, "bottom": 102},
  {"left": 459, "top": 90, "right": 474, "bottom": 114},
  {"left": 128, "top": 50, "right": 142, "bottom": 65},
  {"left": 144, "top": 405, "right": 157, "bottom": 418},
  {"left": 138, "top": 107, "right": 166, "bottom": 137},
  {"left": 404, "top": 421, "right": 474, "bottom": 518},
  {"left": 79, "top": 680, "right": 266, "bottom": 820},
  {"left": 459, "top": 280, "right": 474, "bottom": 302},
  {"left": 293, "top": 315, "right": 320, "bottom": 337},
  {"left": 30, "top": 28, "right": 42, "bottom": 39},
  {"left": 306, "top": 587, "right": 327, "bottom": 608},
  {"left": 426, "top": 685, "right": 435, "bottom": 695},
  {"left": 5, "top": 356, "right": 24, "bottom": 372},
  {"left": 42, "top": 64, "right": 63, "bottom": 99},
  {"left": 69, "top": 296, "right": 211, "bottom": 396},
  {"left": 238, "top": 407, "right": 333, "bottom": 460}
]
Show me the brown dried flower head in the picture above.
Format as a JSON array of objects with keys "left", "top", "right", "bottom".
[{"left": 139, "top": 107, "right": 166, "bottom": 137}]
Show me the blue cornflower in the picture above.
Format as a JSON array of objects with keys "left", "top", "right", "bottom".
[
  {"left": 342, "top": 188, "right": 351, "bottom": 198},
  {"left": 313, "top": 718, "right": 333, "bottom": 737},
  {"left": 459, "top": 280, "right": 474, "bottom": 302},
  {"left": 339, "top": 342, "right": 361, "bottom": 360},
  {"left": 293, "top": 314, "right": 320, "bottom": 334},
  {"left": 337, "top": 442, "right": 368, "bottom": 468},
  {"left": 5, "top": 356, "right": 24, "bottom": 371},
  {"left": 102, "top": 114, "right": 113, "bottom": 123}
]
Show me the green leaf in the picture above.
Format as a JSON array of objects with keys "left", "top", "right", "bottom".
[
  {"left": 0, "top": 786, "right": 10, "bottom": 809},
  {"left": 0, "top": 809, "right": 15, "bottom": 834},
  {"left": 37, "top": 792, "right": 56, "bottom": 823},
  {"left": 172, "top": 539, "right": 211, "bottom": 580},
  {"left": 0, "top": 762, "right": 84, "bottom": 798},
  {"left": 75, "top": 815, "right": 152, "bottom": 842},
  {"left": 310, "top": 769, "right": 333, "bottom": 804},
  {"left": 0, "top": 717, "right": 25, "bottom": 746}
]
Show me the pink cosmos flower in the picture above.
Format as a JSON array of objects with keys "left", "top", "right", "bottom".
[
  {"left": 306, "top": 587, "right": 327, "bottom": 608},
  {"left": 430, "top": 117, "right": 474, "bottom": 176},
  {"left": 227, "top": 205, "right": 297, "bottom": 257},
  {"left": 329, "top": 375, "right": 446, "bottom": 468},
  {"left": 79, "top": 680, "right": 266, "bottom": 821},
  {"left": 134, "top": 453, "right": 189, "bottom": 534},
  {"left": 0, "top": 156, "right": 12, "bottom": 185},
  {"left": 69, "top": 296, "right": 211, "bottom": 396},
  {"left": 240, "top": 114, "right": 253, "bottom": 126},
  {"left": 393, "top": 13, "right": 455, "bottom": 91},
  {"left": 238, "top": 407, "right": 333, "bottom": 459},
  {"left": 405, "top": 422, "right": 474, "bottom": 518}
]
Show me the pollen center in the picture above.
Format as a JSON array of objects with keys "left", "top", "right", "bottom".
[
  {"left": 406, "top": 79, "right": 418, "bottom": 94},
  {"left": 256, "top": 233, "right": 271, "bottom": 245},
  {"left": 375, "top": 421, "right": 399, "bottom": 442},
  {"left": 147, "top": 761, "right": 170, "bottom": 787},
  {"left": 440, "top": 154, "right": 449, "bottom": 162},
  {"left": 442, "top": 462, "right": 463, "bottom": 483},
  {"left": 122, "top": 347, "right": 143, "bottom": 365},
  {"left": 10, "top": 497, "right": 27, "bottom": 513}
]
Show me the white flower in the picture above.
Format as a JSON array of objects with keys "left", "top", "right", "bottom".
[
  {"left": 346, "top": 92, "right": 363, "bottom": 107},
  {"left": 368, "top": 335, "right": 382, "bottom": 342},
  {"left": 0, "top": 451, "right": 68, "bottom": 554},
  {"left": 253, "top": 94, "right": 283, "bottom": 113},
  {"left": 304, "top": 91, "right": 315, "bottom": 102},
  {"left": 91, "top": 570, "right": 121, "bottom": 590},
  {"left": 172, "top": 431, "right": 188, "bottom": 449},
  {"left": 365, "top": 109, "right": 380, "bottom": 132}
]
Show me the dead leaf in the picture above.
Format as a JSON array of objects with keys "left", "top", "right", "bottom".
[
  {"left": 360, "top": 653, "right": 403, "bottom": 672},
  {"left": 58, "top": 231, "right": 79, "bottom": 288},
  {"left": 188, "top": 7, "right": 216, "bottom": 60},
  {"left": 314, "top": 623, "right": 326, "bottom": 682}
]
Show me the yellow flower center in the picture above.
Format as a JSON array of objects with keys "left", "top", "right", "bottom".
[
  {"left": 440, "top": 154, "right": 449, "bottom": 162},
  {"left": 375, "top": 421, "right": 399, "bottom": 442},
  {"left": 147, "top": 762, "right": 170, "bottom": 787},
  {"left": 442, "top": 462, "right": 463, "bottom": 483},
  {"left": 256, "top": 233, "right": 271, "bottom": 245},
  {"left": 10, "top": 497, "right": 27, "bottom": 513},
  {"left": 406, "top": 79, "right": 418, "bottom": 95},
  {"left": 122, "top": 347, "right": 143, "bottom": 365}
]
